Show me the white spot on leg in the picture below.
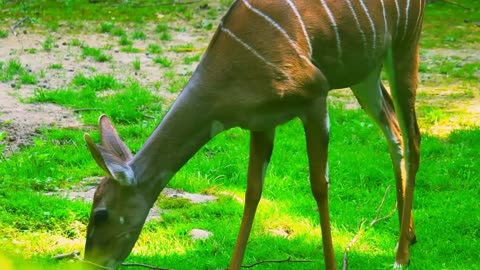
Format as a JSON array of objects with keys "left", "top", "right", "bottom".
[
  {"left": 393, "top": 262, "right": 407, "bottom": 269},
  {"left": 324, "top": 111, "right": 330, "bottom": 134}
]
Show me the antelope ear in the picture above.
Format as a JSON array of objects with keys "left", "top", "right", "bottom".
[
  {"left": 98, "top": 114, "right": 133, "bottom": 162},
  {"left": 84, "top": 133, "right": 136, "bottom": 186}
]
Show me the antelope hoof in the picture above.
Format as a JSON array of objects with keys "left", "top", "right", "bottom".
[{"left": 393, "top": 260, "right": 410, "bottom": 269}]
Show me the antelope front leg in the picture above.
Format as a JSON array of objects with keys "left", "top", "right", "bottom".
[
  {"left": 229, "top": 130, "right": 275, "bottom": 270},
  {"left": 303, "top": 97, "right": 337, "bottom": 270}
]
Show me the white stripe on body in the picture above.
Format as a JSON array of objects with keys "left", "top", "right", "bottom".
[
  {"left": 412, "top": 0, "right": 426, "bottom": 38},
  {"left": 240, "top": 0, "right": 311, "bottom": 63},
  {"left": 346, "top": 0, "right": 367, "bottom": 55},
  {"left": 285, "top": 0, "right": 312, "bottom": 56},
  {"left": 402, "top": 0, "right": 411, "bottom": 40},
  {"left": 219, "top": 23, "right": 277, "bottom": 69},
  {"left": 319, "top": 0, "right": 343, "bottom": 64},
  {"left": 394, "top": 0, "right": 401, "bottom": 36},
  {"left": 359, "top": 0, "right": 377, "bottom": 50},
  {"left": 380, "top": 0, "right": 389, "bottom": 44}
]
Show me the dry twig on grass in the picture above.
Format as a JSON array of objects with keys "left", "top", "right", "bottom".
[
  {"left": 239, "top": 257, "right": 315, "bottom": 269},
  {"left": 121, "top": 262, "right": 172, "bottom": 270},
  {"left": 342, "top": 185, "right": 398, "bottom": 270},
  {"left": 55, "top": 251, "right": 314, "bottom": 270},
  {"left": 10, "top": 16, "right": 30, "bottom": 36},
  {"left": 54, "top": 252, "right": 172, "bottom": 270},
  {"left": 52, "top": 251, "right": 80, "bottom": 260}
]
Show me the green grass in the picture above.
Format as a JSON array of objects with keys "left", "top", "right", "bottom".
[
  {"left": 70, "top": 38, "right": 83, "bottom": 47},
  {"left": 118, "top": 35, "right": 133, "bottom": 46},
  {"left": 0, "top": 1, "right": 479, "bottom": 270},
  {"left": 99, "top": 22, "right": 115, "bottom": 33},
  {"left": 155, "top": 23, "right": 169, "bottom": 33},
  {"left": 0, "top": 0, "right": 222, "bottom": 29},
  {"left": 132, "top": 29, "right": 147, "bottom": 40},
  {"left": 147, "top": 43, "right": 163, "bottom": 54},
  {"left": 81, "top": 46, "right": 112, "bottom": 62},
  {"left": 0, "top": 130, "right": 7, "bottom": 155},
  {"left": 153, "top": 56, "right": 172, "bottom": 67},
  {"left": 31, "top": 74, "right": 161, "bottom": 125},
  {"left": 112, "top": 28, "right": 127, "bottom": 37},
  {"left": 48, "top": 63, "right": 63, "bottom": 70},
  {"left": 42, "top": 35, "right": 54, "bottom": 52},
  {"left": 421, "top": 1, "right": 480, "bottom": 49},
  {"left": 0, "top": 29, "right": 8, "bottom": 38},
  {"left": 160, "top": 31, "right": 172, "bottom": 41},
  {"left": 132, "top": 58, "right": 141, "bottom": 71},
  {"left": 0, "top": 59, "right": 23, "bottom": 82},
  {"left": 0, "top": 59, "right": 38, "bottom": 85},
  {"left": 184, "top": 54, "right": 202, "bottom": 65},
  {"left": 19, "top": 71, "right": 37, "bottom": 85}
]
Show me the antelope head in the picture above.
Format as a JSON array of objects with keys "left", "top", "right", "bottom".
[{"left": 83, "top": 115, "right": 150, "bottom": 269}]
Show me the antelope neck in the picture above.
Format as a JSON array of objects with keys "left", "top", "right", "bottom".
[{"left": 128, "top": 82, "right": 216, "bottom": 205}]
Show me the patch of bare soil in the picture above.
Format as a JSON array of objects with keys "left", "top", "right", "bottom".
[
  {"left": 0, "top": 87, "right": 80, "bottom": 153},
  {"left": 0, "top": 22, "right": 209, "bottom": 154}
]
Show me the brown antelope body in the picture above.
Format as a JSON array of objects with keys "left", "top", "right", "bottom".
[{"left": 84, "top": 0, "right": 425, "bottom": 269}]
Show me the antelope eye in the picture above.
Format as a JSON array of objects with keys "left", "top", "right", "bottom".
[{"left": 93, "top": 209, "right": 109, "bottom": 225}]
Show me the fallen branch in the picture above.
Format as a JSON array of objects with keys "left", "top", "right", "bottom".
[
  {"left": 72, "top": 253, "right": 110, "bottom": 270},
  {"left": 240, "top": 257, "right": 315, "bottom": 269},
  {"left": 122, "top": 262, "right": 172, "bottom": 270},
  {"left": 55, "top": 251, "right": 314, "bottom": 270},
  {"left": 10, "top": 16, "right": 30, "bottom": 36},
  {"left": 52, "top": 251, "right": 80, "bottom": 260},
  {"left": 155, "top": 0, "right": 201, "bottom": 5},
  {"left": 342, "top": 219, "right": 367, "bottom": 270},
  {"left": 371, "top": 185, "right": 396, "bottom": 227},
  {"left": 73, "top": 108, "right": 102, "bottom": 113},
  {"left": 54, "top": 252, "right": 172, "bottom": 270},
  {"left": 342, "top": 185, "right": 398, "bottom": 270}
]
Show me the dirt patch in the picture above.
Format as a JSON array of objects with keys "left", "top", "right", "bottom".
[
  {"left": 0, "top": 85, "right": 81, "bottom": 154},
  {"left": 0, "top": 22, "right": 210, "bottom": 154}
]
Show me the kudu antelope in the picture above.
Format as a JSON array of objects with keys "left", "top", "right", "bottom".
[{"left": 83, "top": 0, "right": 425, "bottom": 269}]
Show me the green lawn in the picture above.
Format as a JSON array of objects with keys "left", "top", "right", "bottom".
[{"left": 0, "top": 1, "right": 479, "bottom": 269}]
